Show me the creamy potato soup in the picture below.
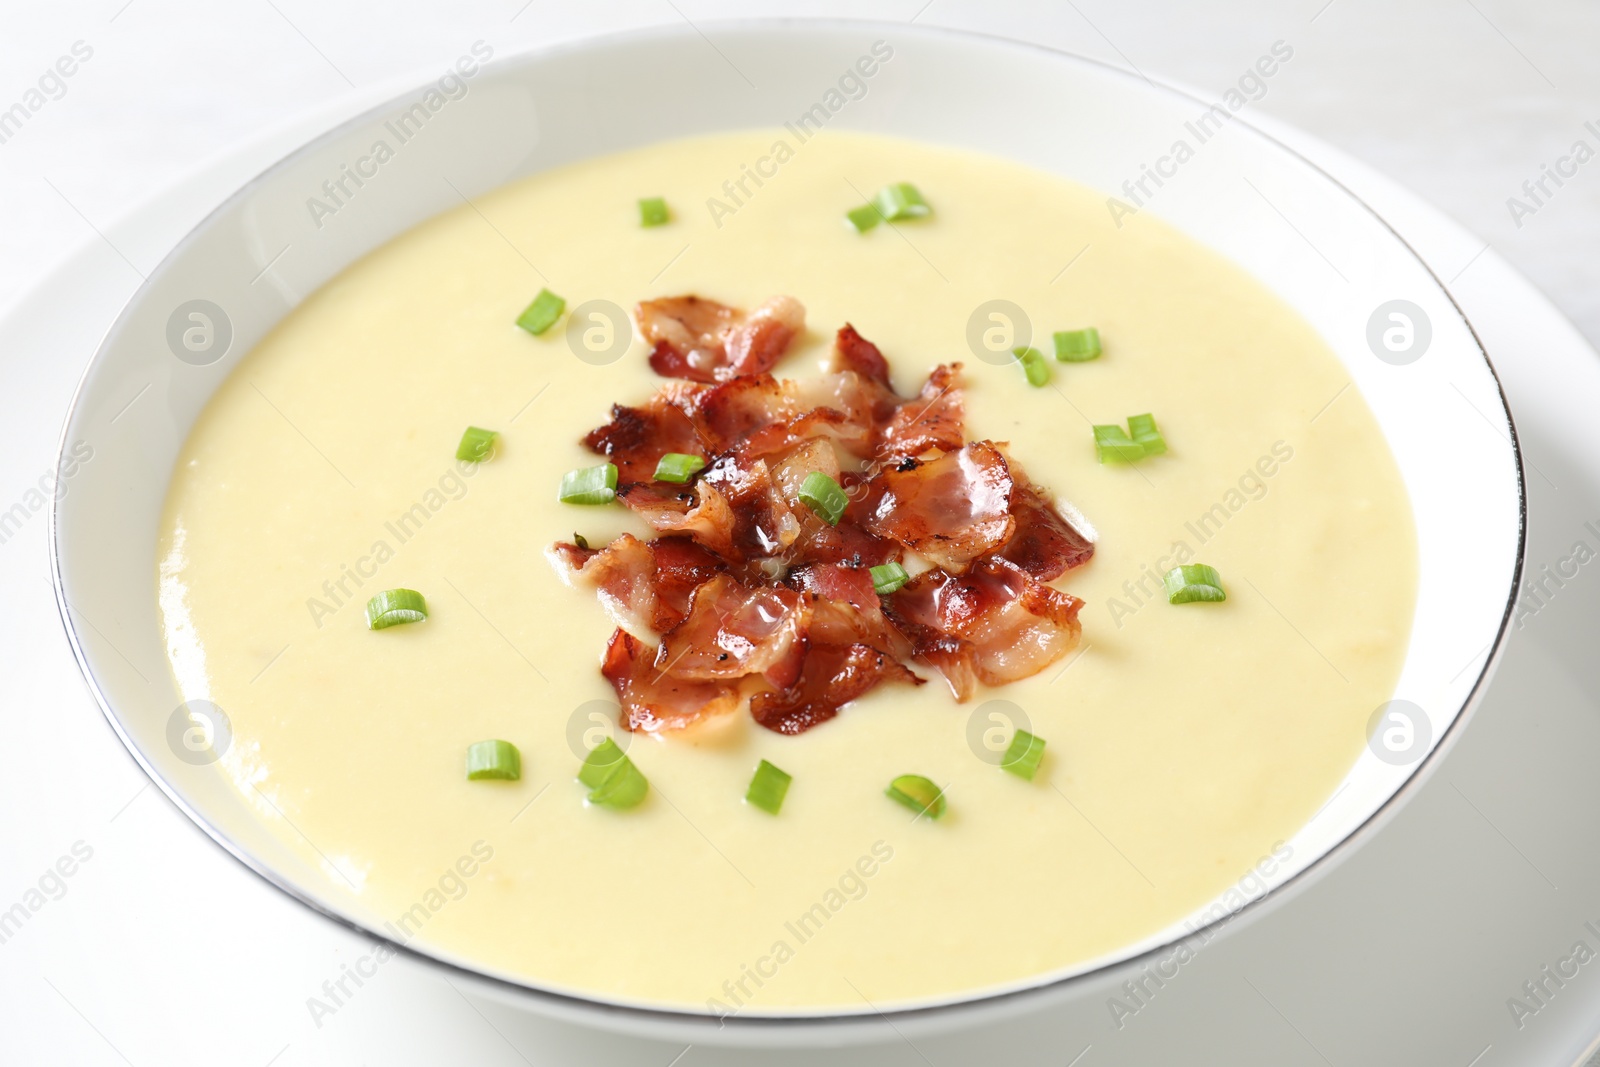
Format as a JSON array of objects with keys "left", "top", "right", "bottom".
[{"left": 157, "top": 130, "right": 1416, "bottom": 1012}]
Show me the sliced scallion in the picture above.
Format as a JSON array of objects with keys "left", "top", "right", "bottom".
[
  {"left": 639, "top": 196, "right": 670, "bottom": 227},
  {"left": 456, "top": 425, "right": 498, "bottom": 463},
  {"left": 1054, "top": 328, "right": 1102, "bottom": 362},
  {"left": 1127, "top": 412, "right": 1166, "bottom": 456},
  {"left": 846, "top": 203, "right": 883, "bottom": 232},
  {"left": 559, "top": 463, "right": 619, "bottom": 505},
  {"left": 365, "top": 588, "right": 428, "bottom": 630},
  {"left": 1014, "top": 346, "right": 1050, "bottom": 388},
  {"left": 1164, "top": 564, "right": 1226, "bottom": 604},
  {"left": 1001, "top": 730, "right": 1046, "bottom": 781},
  {"left": 874, "top": 182, "right": 931, "bottom": 221},
  {"left": 745, "top": 759, "right": 792, "bottom": 815},
  {"left": 1093, "top": 424, "right": 1146, "bottom": 464},
  {"left": 515, "top": 288, "right": 565, "bottom": 335},
  {"left": 886, "top": 774, "right": 946, "bottom": 820},
  {"left": 579, "top": 737, "right": 648, "bottom": 809},
  {"left": 798, "top": 471, "right": 847, "bottom": 526},
  {"left": 654, "top": 452, "right": 706, "bottom": 484},
  {"left": 870, "top": 561, "right": 910, "bottom": 596},
  {"left": 466, "top": 739, "right": 521, "bottom": 781}
]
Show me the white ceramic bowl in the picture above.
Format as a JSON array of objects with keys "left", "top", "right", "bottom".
[{"left": 50, "top": 19, "right": 1523, "bottom": 1048}]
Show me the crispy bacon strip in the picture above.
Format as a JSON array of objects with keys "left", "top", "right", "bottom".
[
  {"left": 993, "top": 458, "right": 1096, "bottom": 580},
  {"left": 861, "top": 441, "right": 1016, "bottom": 573},
  {"left": 885, "top": 559, "right": 1083, "bottom": 701},
  {"left": 649, "top": 536, "right": 726, "bottom": 625},
  {"left": 655, "top": 574, "right": 808, "bottom": 689},
  {"left": 546, "top": 534, "right": 724, "bottom": 634},
  {"left": 618, "top": 480, "right": 739, "bottom": 558},
  {"left": 640, "top": 295, "right": 805, "bottom": 382},
  {"left": 879, "top": 363, "right": 964, "bottom": 458},
  {"left": 640, "top": 296, "right": 741, "bottom": 382},
  {"left": 788, "top": 563, "right": 900, "bottom": 651},
  {"left": 726, "top": 296, "right": 806, "bottom": 378},
  {"left": 546, "top": 535, "right": 657, "bottom": 635},
  {"left": 750, "top": 642, "right": 922, "bottom": 735},
  {"left": 687, "top": 374, "right": 803, "bottom": 454},
  {"left": 696, "top": 453, "right": 802, "bottom": 560},
  {"left": 581, "top": 388, "right": 704, "bottom": 484},
  {"left": 833, "top": 323, "right": 892, "bottom": 388},
  {"left": 602, "top": 629, "right": 743, "bottom": 733}
]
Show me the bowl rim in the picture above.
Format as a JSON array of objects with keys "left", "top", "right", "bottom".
[{"left": 48, "top": 14, "right": 1527, "bottom": 1036}]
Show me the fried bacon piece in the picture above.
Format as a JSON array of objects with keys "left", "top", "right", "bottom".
[
  {"left": 750, "top": 642, "right": 922, "bottom": 735},
  {"left": 992, "top": 456, "right": 1096, "bottom": 580},
  {"left": 686, "top": 374, "right": 803, "bottom": 454},
  {"left": 788, "top": 563, "right": 901, "bottom": 651},
  {"left": 879, "top": 363, "right": 964, "bottom": 458},
  {"left": 617, "top": 480, "right": 739, "bottom": 558},
  {"left": 640, "top": 296, "right": 741, "bottom": 382},
  {"left": 547, "top": 534, "right": 658, "bottom": 635},
  {"left": 695, "top": 453, "right": 802, "bottom": 560},
  {"left": 727, "top": 296, "right": 806, "bottom": 379},
  {"left": 648, "top": 536, "right": 727, "bottom": 624},
  {"left": 832, "top": 323, "right": 893, "bottom": 387},
  {"left": 547, "top": 534, "right": 724, "bottom": 634},
  {"left": 601, "top": 629, "right": 743, "bottom": 733},
  {"left": 640, "top": 295, "right": 806, "bottom": 383},
  {"left": 860, "top": 441, "right": 1017, "bottom": 573},
  {"left": 654, "top": 574, "right": 809, "bottom": 689},
  {"left": 816, "top": 330, "right": 962, "bottom": 460},
  {"left": 885, "top": 559, "right": 1084, "bottom": 702},
  {"left": 581, "top": 387, "right": 704, "bottom": 484}
]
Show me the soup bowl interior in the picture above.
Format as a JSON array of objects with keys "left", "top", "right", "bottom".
[{"left": 51, "top": 18, "right": 1522, "bottom": 1044}]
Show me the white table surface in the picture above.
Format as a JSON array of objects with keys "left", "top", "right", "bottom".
[{"left": 5, "top": 4, "right": 1600, "bottom": 1065}]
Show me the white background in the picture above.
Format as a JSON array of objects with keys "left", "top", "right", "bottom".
[{"left": 4, "top": 3, "right": 1600, "bottom": 1066}]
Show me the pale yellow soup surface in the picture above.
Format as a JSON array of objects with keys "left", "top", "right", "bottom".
[{"left": 157, "top": 130, "right": 1416, "bottom": 1012}]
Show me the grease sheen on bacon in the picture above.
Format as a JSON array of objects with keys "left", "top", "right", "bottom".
[
  {"left": 556, "top": 300, "right": 1096, "bottom": 734},
  {"left": 601, "top": 629, "right": 743, "bottom": 733},
  {"left": 640, "top": 295, "right": 806, "bottom": 383},
  {"left": 886, "top": 559, "right": 1085, "bottom": 702}
]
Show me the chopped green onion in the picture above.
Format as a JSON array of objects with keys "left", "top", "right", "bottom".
[
  {"left": 1093, "top": 424, "right": 1146, "bottom": 464},
  {"left": 365, "top": 588, "right": 428, "bottom": 630},
  {"left": 515, "top": 288, "right": 565, "bottom": 335},
  {"left": 638, "top": 196, "right": 670, "bottom": 227},
  {"left": 579, "top": 737, "right": 648, "bottom": 809},
  {"left": 573, "top": 532, "right": 590, "bottom": 550},
  {"left": 798, "top": 471, "right": 847, "bottom": 526},
  {"left": 886, "top": 774, "right": 946, "bottom": 820},
  {"left": 455, "top": 425, "right": 498, "bottom": 463},
  {"left": 559, "top": 463, "right": 618, "bottom": 505},
  {"left": 846, "top": 203, "right": 883, "bottom": 232},
  {"left": 870, "top": 562, "right": 910, "bottom": 595},
  {"left": 1127, "top": 412, "right": 1166, "bottom": 456},
  {"left": 874, "top": 182, "right": 931, "bottom": 221},
  {"left": 654, "top": 452, "right": 706, "bottom": 484},
  {"left": 466, "top": 739, "right": 521, "bottom": 780},
  {"left": 745, "top": 759, "right": 792, "bottom": 815},
  {"left": 1001, "top": 730, "right": 1046, "bottom": 781},
  {"left": 588, "top": 760, "right": 648, "bottom": 808},
  {"left": 1164, "top": 564, "right": 1226, "bottom": 604},
  {"left": 577, "top": 737, "right": 625, "bottom": 789},
  {"left": 1095, "top": 415, "right": 1167, "bottom": 463},
  {"left": 1014, "top": 346, "right": 1050, "bottom": 387},
  {"left": 1054, "top": 328, "right": 1102, "bottom": 362}
]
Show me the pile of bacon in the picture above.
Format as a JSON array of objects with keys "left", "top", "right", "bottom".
[{"left": 547, "top": 294, "right": 1096, "bottom": 736}]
